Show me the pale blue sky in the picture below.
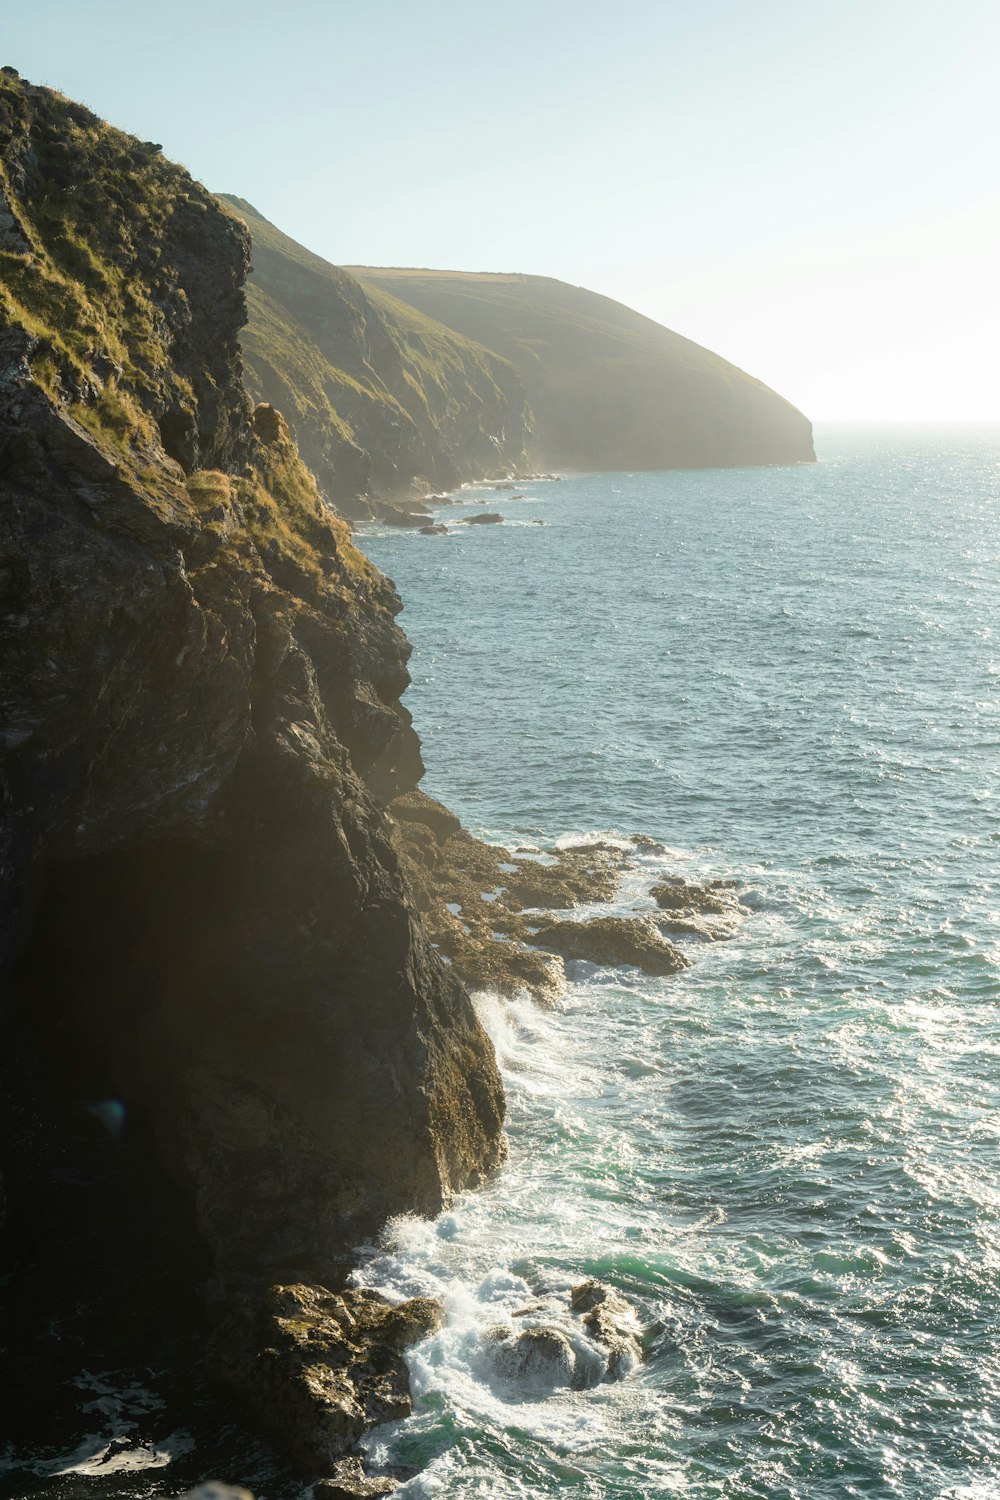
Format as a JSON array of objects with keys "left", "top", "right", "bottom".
[{"left": 5, "top": 0, "right": 999, "bottom": 419}]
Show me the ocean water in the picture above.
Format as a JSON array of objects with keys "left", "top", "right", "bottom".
[{"left": 350, "top": 425, "right": 1000, "bottom": 1500}]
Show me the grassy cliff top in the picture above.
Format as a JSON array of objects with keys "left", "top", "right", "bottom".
[
  {"left": 346, "top": 266, "right": 773, "bottom": 382},
  {"left": 0, "top": 69, "right": 248, "bottom": 473},
  {"left": 216, "top": 196, "right": 531, "bottom": 506},
  {"left": 347, "top": 266, "right": 815, "bottom": 470},
  {"left": 219, "top": 196, "right": 523, "bottom": 402},
  {"left": 0, "top": 73, "right": 382, "bottom": 607}
]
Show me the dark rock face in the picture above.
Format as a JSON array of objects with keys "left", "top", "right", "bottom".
[
  {"left": 209, "top": 1282, "right": 443, "bottom": 1471},
  {"left": 380, "top": 503, "right": 427, "bottom": 528},
  {"left": 0, "top": 72, "right": 504, "bottom": 1477}
]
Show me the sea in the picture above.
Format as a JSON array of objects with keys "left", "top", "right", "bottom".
[
  {"left": 4, "top": 424, "right": 998, "bottom": 1500},
  {"left": 348, "top": 424, "right": 1000, "bottom": 1500}
]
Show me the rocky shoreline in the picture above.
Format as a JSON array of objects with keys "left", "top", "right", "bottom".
[
  {"left": 158, "top": 795, "right": 748, "bottom": 1495},
  {"left": 389, "top": 789, "right": 747, "bottom": 1006}
]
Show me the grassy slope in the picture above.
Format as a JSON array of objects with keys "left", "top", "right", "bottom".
[
  {"left": 0, "top": 73, "right": 376, "bottom": 602},
  {"left": 218, "top": 197, "right": 531, "bottom": 511},
  {"left": 0, "top": 76, "right": 210, "bottom": 472},
  {"left": 348, "top": 268, "right": 816, "bottom": 471}
]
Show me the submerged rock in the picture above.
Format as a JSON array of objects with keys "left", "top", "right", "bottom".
[
  {"left": 527, "top": 917, "right": 691, "bottom": 976},
  {"left": 481, "top": 1278, "right": 644, "bottom": 1395},
  {"left": 570, "top": 1279, "right": 643, "bottom": 1377},
  {"left": 483, "top": 1323, "right": 578, "bottom": 1392}
]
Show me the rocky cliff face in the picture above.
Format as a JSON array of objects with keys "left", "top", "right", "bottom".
[
  {"left": 0, "top": 71, "right": 503, "bottom": 1480},
  {"left": 217, "top": 197, "right": 533, "bottom": 520}
]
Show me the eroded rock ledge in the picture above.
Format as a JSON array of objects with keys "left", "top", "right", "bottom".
[{"left": 389, "top": 790, "right": 749, "bottom": 1005}]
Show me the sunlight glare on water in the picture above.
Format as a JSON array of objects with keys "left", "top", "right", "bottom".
[{"left": 354, "top": 425, "right": 1000, "bottom": 1499}]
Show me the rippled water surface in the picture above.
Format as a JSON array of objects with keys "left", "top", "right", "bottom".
[{"left": 352, "top": 425, "right": 1000, "bottom": 1499}]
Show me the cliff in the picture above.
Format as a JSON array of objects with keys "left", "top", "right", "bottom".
[
  {"left": 216, "top": 196, "right": 532, "bottom": 519},
  {"left": 0, "top": 71, "right": 503, "bottom": 1484},
  {"left": 348, "top": 267, "right": 816, "bottom": 472}
]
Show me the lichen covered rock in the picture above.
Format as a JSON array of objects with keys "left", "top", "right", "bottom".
[{"left": 209, "top": 1282, "right": 443, "bottom": 1471}]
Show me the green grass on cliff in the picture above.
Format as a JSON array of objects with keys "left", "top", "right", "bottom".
[
  {"left": 348, "top": 267, "right": 815, "bottom": 471},
  {"left": 220, "top": 194, "right": 516, "bottom": 414},
  {"left": 0, "top": 72, "right": 212, "bottom": 461},
  {"left": 185, "top": 416, "right": 377, "bottom": 605},
  {"left": 240, "top": 282, "right": 365, "bottom": 445},
  {"left": 217, "top": 194, "right": 529, "bottom": 504},
  {"left": 1, "top": 71, "right": 385, "bottom": 649}
]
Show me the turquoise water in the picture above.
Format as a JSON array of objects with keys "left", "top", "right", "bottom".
[{"left": 353, "top": 426, "right": 1000, "bottom": 1499}]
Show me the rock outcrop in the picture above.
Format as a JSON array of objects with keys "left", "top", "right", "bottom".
[
  {"left": 0, "top": 72, "right": 503, "bottom": 1483},
  {"left": 526, "top": 916, "right": 691, "bottom": 977},
  {"left": 216, "top": 196, "right": 533, "bottom": 521},
  {"left": 649, "top": 874, "right": 748, "bottom": 939},
  {"left": 208, "top": 1282, "right": 444, "bottom": 1471},
  {"left": 389, "top": 793, "right": 740, "bottom": 1001}
]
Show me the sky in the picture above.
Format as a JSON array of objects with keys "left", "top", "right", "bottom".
[{"left": 5, "top": 0, "right": 999, "bottom": 421}]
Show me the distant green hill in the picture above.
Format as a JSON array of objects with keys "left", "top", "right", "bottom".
[
  {"left": 218, "top": 198, "right": 532, "bottom": 517},
  {"left": 347, "top": 267, "right": 815, "bottom": 472}
]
